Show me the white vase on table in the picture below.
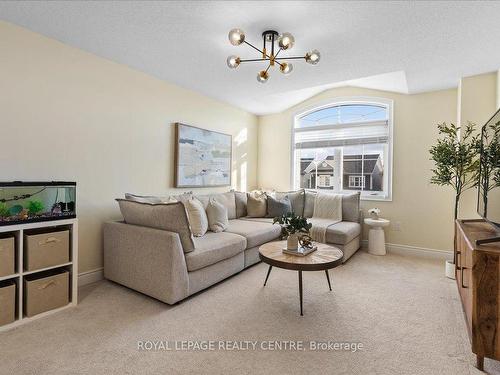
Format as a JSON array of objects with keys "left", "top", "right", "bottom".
[{"left": 287, "top": 233, "right": 299, "bottom": 251}]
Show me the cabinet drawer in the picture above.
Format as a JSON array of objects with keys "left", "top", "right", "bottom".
[
  {"left": 0, "top": 237, "right": 15, "bottom": 277},
  {"left": 0, "top": 282, "right": 16, "bottom": 326},
  {"left": 24, "top": 270, "right": 69, "bottom": 317},
  {"left": 24, "top": 230, "right": 69, "bottom": 271}
]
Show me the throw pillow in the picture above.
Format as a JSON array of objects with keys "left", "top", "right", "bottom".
[
  {"left": 232, "top": 190, "right": 248, "bottom": 218},
  {"left": 246, "top": 192, "right": 267, "bottom": 217},
  {"left": 266, "top": 194, "right": 292, "bottom": 218},
  {"left": 303, "top": 190, "right": 317, "bottom": 218},
  {"left": 206, "top": 198, "right": 229, "bottom": 233},
  {"left": 184, "top": 198, "right": 208, "bottom": 237},
  {"left": 116, "top": 199, "right": 195, "bottom": 253},
  {"left": 275, "top": 189, "right": 305, "bottom": 216}
]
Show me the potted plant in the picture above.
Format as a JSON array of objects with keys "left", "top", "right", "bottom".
[
  {"left": 429, "top": 122, "right": 480, "bottom": 279},
  {"left": 273, "top": 212, "right": 312, "bottom": 251},
  {"left": 479, "top": 120, "right": 500, "bottom": 214}
]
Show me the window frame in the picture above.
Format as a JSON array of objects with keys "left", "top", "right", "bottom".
[{"left": 290, "top": 96, "right": 394, "bottom": 201}]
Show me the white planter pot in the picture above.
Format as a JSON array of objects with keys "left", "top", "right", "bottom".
[
  {"left": 287, "top": 233, "right": 299, "bottom": 251},
  {"left": 445, "top": 260, "right": 456, "bottom": 280}
]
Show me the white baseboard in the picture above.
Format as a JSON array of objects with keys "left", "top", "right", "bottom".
[
  {"left": 78, "top": 268, "right": 104, "bottom": 286},
  {"left": 361, "top": 240, "right": 453, "bottom": 260}
]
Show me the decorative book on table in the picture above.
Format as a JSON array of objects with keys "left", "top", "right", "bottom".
[{"left": 282, "top": 246, "right": 317, "bottom": 257}]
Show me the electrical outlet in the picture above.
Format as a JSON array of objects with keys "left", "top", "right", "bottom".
[{"left": 392, "top": 221, "right": 401, "bottom": 231}]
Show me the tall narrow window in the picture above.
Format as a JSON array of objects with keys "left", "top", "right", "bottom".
[{"left": 292, "top": 99, "right": 393, "bottom": 200}]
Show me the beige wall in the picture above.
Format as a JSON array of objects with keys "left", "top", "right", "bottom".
[
  {"left": 258, "top": 86, "right": 459, "bottom": 252},
  {"left": 0, "top": 22, "right": 258, "bottom": 274},
  {"left": 458, "top": 72, "right": 498, "bottom": 219}
]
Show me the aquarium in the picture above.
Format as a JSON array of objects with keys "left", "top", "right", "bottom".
[{"left": 0, "top": 182, "right": 76, "bottom": 226}]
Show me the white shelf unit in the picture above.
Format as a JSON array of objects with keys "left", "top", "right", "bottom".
[{"left": 0, "top": 218, "right": 78, "bottom": 332}]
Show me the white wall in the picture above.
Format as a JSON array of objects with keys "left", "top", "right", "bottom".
[{"left": 0, "top": 21, "right": 258, "bottom": 274}]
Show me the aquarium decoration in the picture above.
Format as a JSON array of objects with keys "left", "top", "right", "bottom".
[{"left": 0, "top": 182, "right": 76, "bottom": 226}]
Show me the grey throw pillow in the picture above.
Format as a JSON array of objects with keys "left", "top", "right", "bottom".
[
  {"left": 233, "top": 190, "right": 248, "bottom": 218},
  {"left": 275, "top": 189, "right": 305, "bottom": 216},
  {"left": 266, "top": 195, "right": 292, "bottom": 218}
]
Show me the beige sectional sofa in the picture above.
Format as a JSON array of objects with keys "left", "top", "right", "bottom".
[{"left": 103, "top": 190, "right": 361, "bottom": 304}]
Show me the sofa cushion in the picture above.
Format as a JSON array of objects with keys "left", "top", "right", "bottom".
[
  {"left": 239, "top": 217, "right": 274, "bottom": 224},
  {"left": 266, "top": 195, "right": 292, "bottom": 218},
  {"left": 185, "top": 197, "right": 208, "bottom": 237},
  {"left": 186, "top": 232, "right": 246, "bottom": 271},
  {"left": 116, "top": 199, "right": 195, "bottom": 253},
  {"left": 225, "top": 219, "right": 281, "bottom": 248},
  {"left": 233, "top": 191, "right": 248, "bottom": 218},
  {"left": 325, "top": 221, "right": 361, "bottom": 245},
  {"left": 246, "top": 193, "right": 267, "bottom": 217},
  {"left": 341, "top": 192, "right": 361, "bottom": 223},
  {"left": 206, "top": 198, "right": 229, "bottom": 233},
  {"left": 124, "top": 193, "right": 177, "bottom": 204},
  {"left": 195, "top": 192, "right": 237, "bottom": 220},
  {"left": 275, "top": 189, "right": 305, "bottom": 216}
]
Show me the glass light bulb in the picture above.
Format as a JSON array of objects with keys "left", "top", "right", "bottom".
[
  {"left": 257, "top": 70, "right": 269, "bottom": 83},
  {"left": 278, "top": 32, "right": 295, "bottom": 50},
  {"left": 280, "top": 62, "right": 293, "bottom": 75},
  {"left": 228, "top": 28, "right": 245, "bottom": 46},
  {"left": 226, "top": 55, "right": 240, "bottom": 69},
  {"left": 305, "top": 49, "right": 321, "bottom": 65}
]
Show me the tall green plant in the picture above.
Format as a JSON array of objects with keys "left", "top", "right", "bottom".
[
  {"left": 429, "top": 122, "right": 480, "bottom": 221},
  {"left": 480, "top": 120, "right": 500, "bottom": 216}
]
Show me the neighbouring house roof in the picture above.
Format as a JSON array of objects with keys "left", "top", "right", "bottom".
[
  {"left": 343, "top": 159, "right": 379, "bottom": 174},
  {"left": 301, "top": 154, "right": 382, "bottom": 175}
]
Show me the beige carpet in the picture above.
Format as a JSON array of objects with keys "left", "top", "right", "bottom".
[{"left": 0, "top": 250, "right": 498, "bottom": 375}]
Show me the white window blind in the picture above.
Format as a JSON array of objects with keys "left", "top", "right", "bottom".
[{"left": 294, "top": 120, "right": 389, "bottom": 149}]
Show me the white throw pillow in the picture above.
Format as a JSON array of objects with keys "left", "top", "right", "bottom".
[
  {"left": 184, "top": 198, "right": 208, "bottom": 237},
  {"left": 206, "top": 198, "right": 229, "bottom": 233}
]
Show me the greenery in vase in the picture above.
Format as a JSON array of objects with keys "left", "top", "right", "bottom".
[
  {"left": 273, "top": 212, "right": 312, "bottom": 237},
  {"left": 479, "top": 120, "right": 500, "bottom": 216},
  {"left": 429, "top": 122, "right": 480, "bottom": 221},
  {"left": 27, "top": 200, "right": 44, "bottom": 215}
]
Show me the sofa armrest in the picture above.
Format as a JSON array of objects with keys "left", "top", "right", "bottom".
[{"left": 103, "top": 221, "right": 189, "bottom": 304}]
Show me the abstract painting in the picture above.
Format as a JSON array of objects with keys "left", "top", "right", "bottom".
[{"left": 174, "top": 123, "right": 232, "bottom": 187}]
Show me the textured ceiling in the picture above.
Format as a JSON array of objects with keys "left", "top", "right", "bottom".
[{"left": 1, "top": 1, "right": 500, "bottom": 114}]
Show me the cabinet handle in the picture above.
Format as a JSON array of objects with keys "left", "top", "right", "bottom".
[
  {"left": 461, "top": 267, "right": 468, "bottom": 289},
  {"left": 39, "top": 236, "right": 60, "bottom": 246},
  {"left": 39, "top": 280, "right": 58, "bottom": 290},
  {"left": 456, "top": 251, "right": 462, "bottom": 270}
]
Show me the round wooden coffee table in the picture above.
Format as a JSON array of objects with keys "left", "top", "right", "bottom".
[{"left": 259, "top": 240, "right": 344, "bottom": 316}]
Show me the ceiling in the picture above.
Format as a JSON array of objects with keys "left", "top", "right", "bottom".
[{"left": 1, "top": 1, "right": 500, "bottom": 115}]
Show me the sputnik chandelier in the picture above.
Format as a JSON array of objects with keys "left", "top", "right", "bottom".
[{"left": 226, "top": 28, "right": 320, "bottom": 83}]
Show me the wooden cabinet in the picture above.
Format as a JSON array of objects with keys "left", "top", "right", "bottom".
[{"left": 456, "top": 220, "right": 500, "bottom": 371}]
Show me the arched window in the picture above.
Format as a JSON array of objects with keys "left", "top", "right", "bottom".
[{"left": 292, "top": 98, "right": 393, "bottom": 200}]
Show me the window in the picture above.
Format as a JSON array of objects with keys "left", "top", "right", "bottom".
[
  {"left": 318, "top": 175, "right": 332, "bottom": 188},
  {"left": 349, "top": 176, "right": 365, "bottom": 188},
  {"left": 292, "top": 98, "right": 393, "bottom": 200}
]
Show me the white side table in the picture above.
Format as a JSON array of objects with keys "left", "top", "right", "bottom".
[{"left": 364, "top": 218, "right": 390, "bottom": 256}]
